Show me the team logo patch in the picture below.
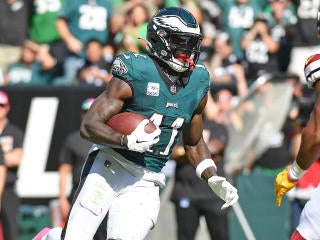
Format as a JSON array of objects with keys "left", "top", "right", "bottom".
[
  {"left": 111, "top": 58, "right": 128, "bottom": 75},
  {"left": 146, "top": 82, "right": 160, "bottom": 96},
  {"left": 166, "top": 102, "right": 179, "bottom": 108}
]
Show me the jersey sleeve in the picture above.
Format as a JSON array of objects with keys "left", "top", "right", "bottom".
[{"left": 111, "top": 52, "right": 145, "bottom": 84}]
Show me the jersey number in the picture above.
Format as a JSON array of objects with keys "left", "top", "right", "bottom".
[
  {"left": 79, "top": 5, "right": 107, "bottom": 31},
  {"left": 149, "top": 113, "right": 184, "bottom": 155}
]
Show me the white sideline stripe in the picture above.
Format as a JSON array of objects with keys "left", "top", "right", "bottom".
[{"left": 232, "top": 202, "right": 256, "bottom": 240}]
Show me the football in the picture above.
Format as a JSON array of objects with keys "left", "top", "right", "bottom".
[{"left": 106, "top": 112, "right": 157, "bottom": 135}]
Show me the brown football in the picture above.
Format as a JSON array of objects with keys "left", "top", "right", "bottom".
[{"left": 106, "top": 112, "right": 157, "bottom": 135}]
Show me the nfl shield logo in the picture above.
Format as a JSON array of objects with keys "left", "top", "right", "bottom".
[{"left": 147, "top": 82, "right": 160, "bottom": 96}]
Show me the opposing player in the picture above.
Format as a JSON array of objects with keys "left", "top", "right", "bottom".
[
  {"left": 33, "top": 7, "right": 238, "bottom": 240},
  {"left": 275, "top": 54, "right": 320, "bottom": 240}
]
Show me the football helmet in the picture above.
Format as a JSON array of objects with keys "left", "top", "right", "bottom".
[
  {"left": 146, "top": 7, "right": 203, "bottom": 72},
  {"left": 304, "top": 54, "right": 320, "bottom": 88}
]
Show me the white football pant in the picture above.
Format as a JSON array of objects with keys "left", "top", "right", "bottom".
[{"left": 54, "top": 148, "right": 163, "bottom": 240}]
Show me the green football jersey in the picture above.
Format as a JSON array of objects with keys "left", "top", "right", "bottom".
[
  {"left": 29, "top": 0, "right": 65, "bottom": 43},
  {"left": 59, "top": 0, "right": 113, "bottom": 56},
  {"left": 217, "top": 0, "right": 265, "bottom": 59},
  {"left": 110, "top": 52, "right": 210, "bottom": 172}
]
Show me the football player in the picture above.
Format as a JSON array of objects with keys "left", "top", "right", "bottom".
[
  {"left": 275, "top": 54, "right": 320, "bottom": 240},
  {"left": 33, "top": 7, "right": 238, "bottom": 240}
]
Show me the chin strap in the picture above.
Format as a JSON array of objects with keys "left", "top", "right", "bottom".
[{"left": 186, "top": 58, "right": 195, "bottom": 71}]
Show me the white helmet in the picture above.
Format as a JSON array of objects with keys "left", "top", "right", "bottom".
[{"left": 304, "top": 54, "right": 320, "bottom": 88}]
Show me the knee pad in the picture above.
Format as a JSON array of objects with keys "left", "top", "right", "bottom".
[{"left": 80, "top": 173, "right": 107, "bottom": 216}]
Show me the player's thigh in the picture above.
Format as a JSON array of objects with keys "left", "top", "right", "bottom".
[
  {"left": 62, "top": 173, "right": 113, "bottom": 240},
  {"left": 107, "top": 181, "right": 160, "bottom": 240},
  {"left": 63, "top": 151, "right": 124, "bottom": 240}
]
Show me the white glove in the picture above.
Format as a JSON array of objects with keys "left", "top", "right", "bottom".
[
  {"left": 208, "top": 176, "right": 239, "bottom": 210},
  {"left": 126, "top": 119, "right": 161, "bottom": 153}
]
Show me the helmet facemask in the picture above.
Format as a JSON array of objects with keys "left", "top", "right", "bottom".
[{"left": 166, "top": 32, "right": 202, "bottom": 72}]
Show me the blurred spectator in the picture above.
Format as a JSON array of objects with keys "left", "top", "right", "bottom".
[
  {"left": 287, "top": 0, "right": 320, "bottom": 83},
  {"left": 179, "top": 0, "right": 203, "bottom": 24},
  {"left": 241, "top": 15, "right": 280, "bottom": 84},
  {"left": 110, "top": 0, "right": 159, "bottom": 54},
  {"left": 28, "top": 0, "right": 65, "bottom": 44},
  {"left": 205, "top": 88, "right": 235, "bottom": 125},
  {"left": 56, "top": 0, "right": 114, "bottom": 85},
  {"left": 0, "top": 149, "right": 4, "bottom": 240},
  {"left": 170, "top": 117, "right": 230, "bottom": 240},
  {"left": 0, "top": 0, "right": 31, "bottom": 73},
  {"left": 284, "top": 73, "right": 303, "bottom": 123},
  {"left": 217, "top": 0, "right": 267, "bottom": 60},
  {"left": 58, "top": 97, "right": 107, "bottom": 240},
  {"left": 3, "top": 40, "right": 56, "bottom": 86},
  {"left": 209, "top": 32, "right": 248, "bottom": 95},
  {"left": 75, "top": 39, "right": 113, "bottom": 86},
  {"left": 0, "top": 148, "right": 6, "bottom": 212},
  {"left": 117, "top": 3, "right": 151, "bottom": 54},
  {"left": 0, "top": 91, "right": 24, "bottom": 240},
  {"left": 263, "top": 0, "right": 297, "bottom": 72},
  {"left": 28, "top": 0, "right": 68, "bottom": 85},
  {"left": 198, "top": 0, "right": 223, "bottom": 61}
]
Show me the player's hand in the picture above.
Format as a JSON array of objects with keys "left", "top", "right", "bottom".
[
  {"left": 126, "top": 119, "right": 161, "bottom": 153},
  {"left": 208, "top": 176, "right": 239, "bottom": 210},
  {"left": 274, "top": 169, "right": 297, "bottom": 207}
]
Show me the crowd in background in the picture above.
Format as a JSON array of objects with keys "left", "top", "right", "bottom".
[
  {"left": 1, "top": 0, "right": 320, "bottom": 88},
  {"left": 1, "top": 0, "right": 320, "bottom": 239}
]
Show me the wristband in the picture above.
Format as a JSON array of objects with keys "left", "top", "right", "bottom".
[
  {"left": 288, "top": 160, "right": 306, "bottom": 181},
  {"left": 196, "top": 159, "right": 217, "bottom": 179}
]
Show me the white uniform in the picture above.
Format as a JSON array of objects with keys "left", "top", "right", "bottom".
[
  {"left": 296, "top": 185, "right": 320, "bottom": 240},
  {"left": 58, "top": 147, "right": 165, "bottom": 240}
]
